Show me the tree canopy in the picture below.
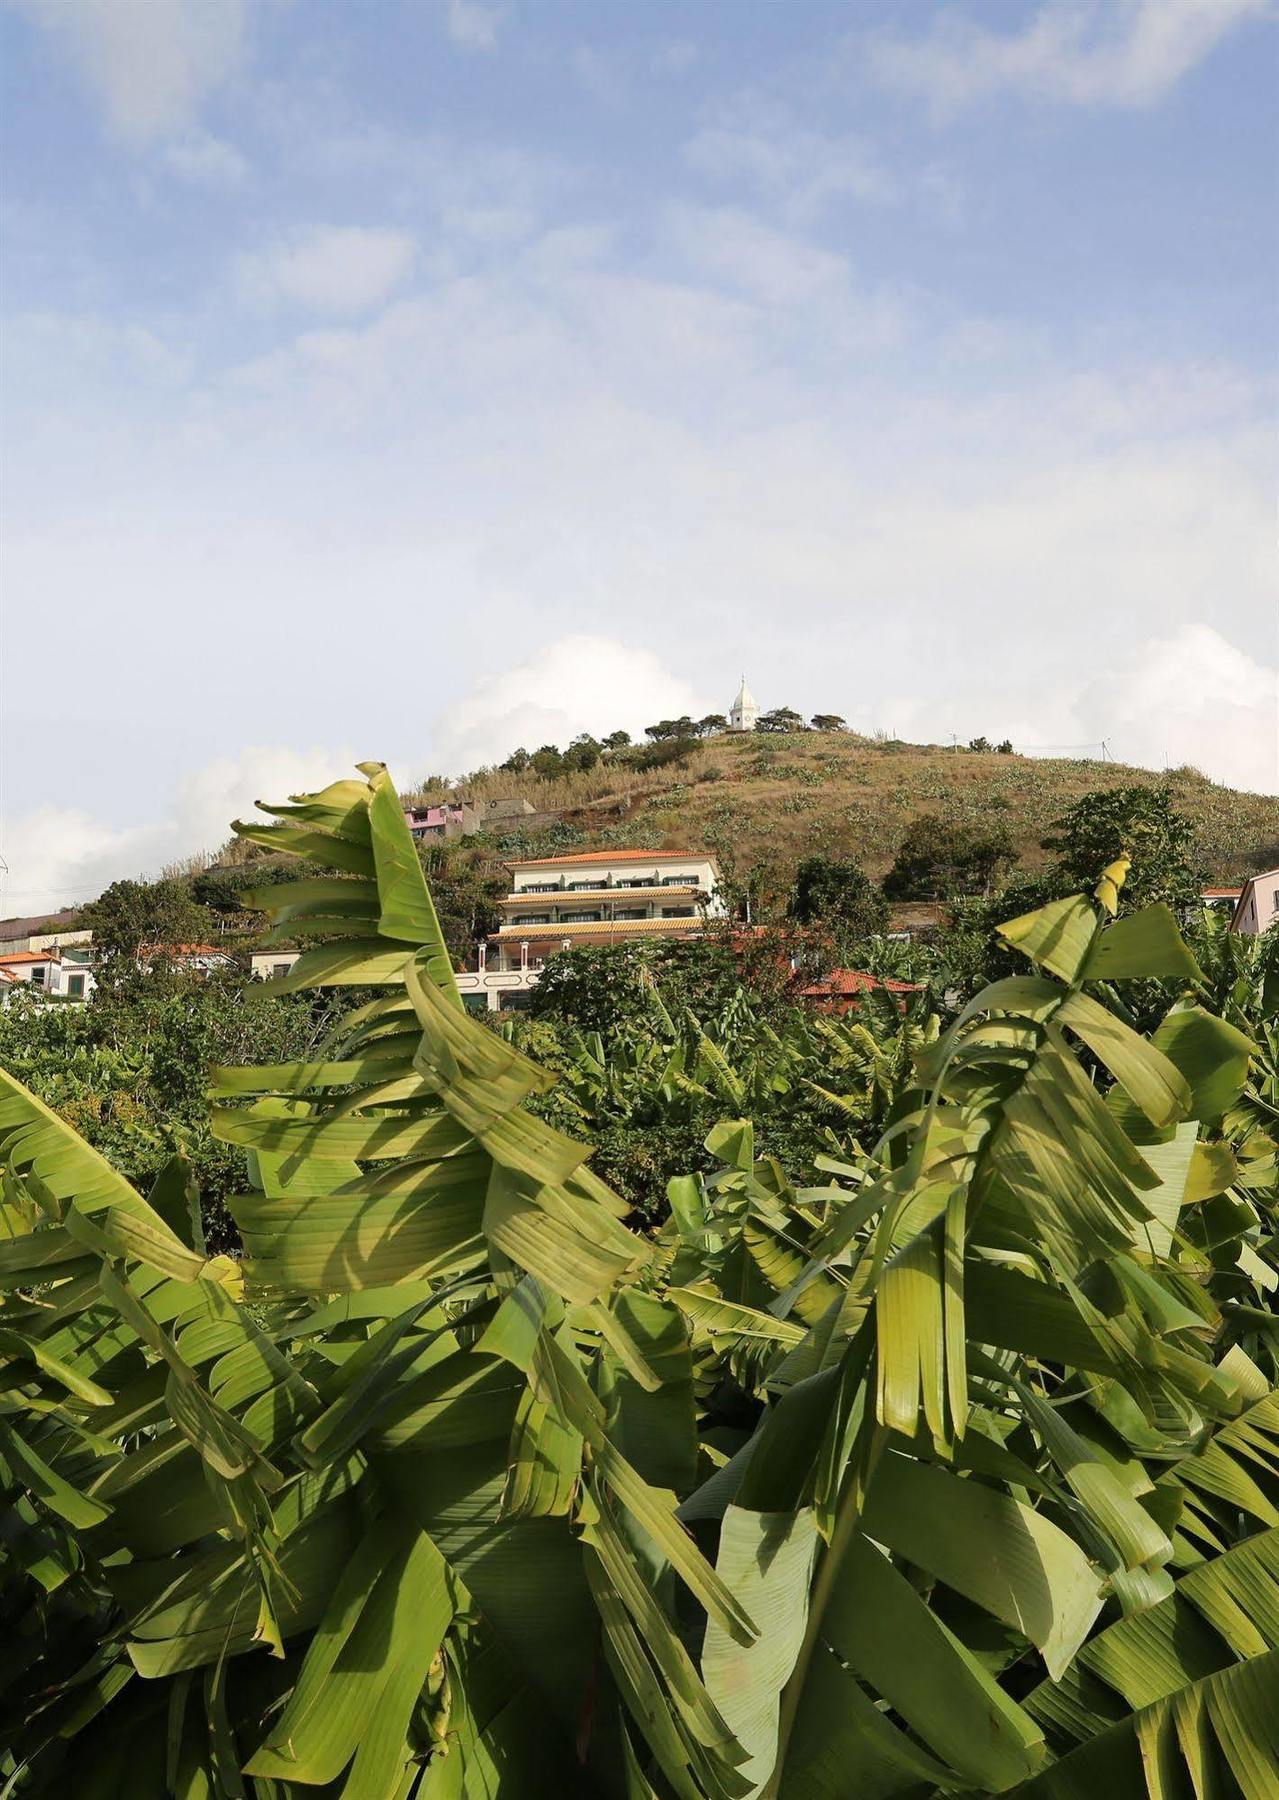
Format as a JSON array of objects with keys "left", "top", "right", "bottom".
[
  {"left": 1042, "top": 784, "right": 1202, "bottom": 911},
  {"left": 883, "top": 814, "right": 1019, "bottom": 900}
]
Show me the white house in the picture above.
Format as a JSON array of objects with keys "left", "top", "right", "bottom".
[
  {"left": 1230, "top": 869, "right": 1279, "bottom": 936},
  {"left": 729, "top": 676, "right": 759, "bottom": 733},
  {"left": 250, "top": 949, "right": 302, "bottom": 981},
  {"left": 0, "top": 946, "right": 95, "bottom": 1002}
]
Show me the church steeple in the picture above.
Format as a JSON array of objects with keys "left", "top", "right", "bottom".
[{"left": 729, "top": 674, "right": 759, "bottom": 732}]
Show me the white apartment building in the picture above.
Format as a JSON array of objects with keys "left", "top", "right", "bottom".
[{"left": 249, "top": 850, "right": 725, "bottom": 1012}]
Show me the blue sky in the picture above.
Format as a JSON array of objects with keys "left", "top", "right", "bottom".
[{"left": 1, "top": 0, "right": 1275, "bottom": 909}]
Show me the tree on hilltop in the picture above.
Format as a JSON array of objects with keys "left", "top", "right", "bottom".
[{"left": 756, "top": 706, "right": 804, "bottom": 734}]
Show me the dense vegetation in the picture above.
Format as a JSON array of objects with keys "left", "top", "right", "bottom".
[
  {"left": 1, "top": 764, "right": 1276, "bottom": 1797},
  {"left": 406, "top": 726, "right": 1278, "bottom": 890}
]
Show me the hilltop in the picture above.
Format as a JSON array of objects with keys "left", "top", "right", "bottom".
[{"left": 406, "top": 732, "right": 1276, "bottom": 889}]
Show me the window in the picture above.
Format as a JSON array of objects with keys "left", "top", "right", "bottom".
[
  {"left": 565, "top": 880, "right": 600, "bottom": 891},
  {"left": 661, "top": 874, "right": 696, "bottom": 886},
  {"left": 561, "top": 911, "right": 601, "bottom": 923},
  {"left": 615, "top": 877, "right": 655, "bottom": 889},
  {"left": 66, "top": 974, "right": 86, "bottom": 998},
  {"left": 613, "top": 908, "right": 648, "bottom": 921},
  {"left": 273, "top": 963, "right": 292, "bottom": 978},
  {"left": 30, "top": 966, "right": 45, "bottom": 987},
  {"left": 514, "top": 914, "right": 551, "bottom": 926},
  {"left": 518, "top": 882, "right": 560, "bottom": 894},
  {"left": 661, "top": 908, "right": 695, "bottom": 918}
]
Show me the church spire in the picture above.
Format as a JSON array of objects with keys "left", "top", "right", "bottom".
[{"left": 729, "top": 674, "right": 759, "bottom": 732}]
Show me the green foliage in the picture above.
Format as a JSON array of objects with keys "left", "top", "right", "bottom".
[
  {"left": 788, "top": 854, "right": 888, "bottom": 946},
  {"left": 0, "top": 975, "right": 346, "bottom": 1250},
  {"left": 631, "top": 736, "right": 699, "bottom": 771},
  {"left": 645, "top": 716, "right": 697, "bottom": 742},
  {"left": 1042, "top": 784, "right": 1202, "bottom": 911},
  {"left": 809, "top": 714, "right": 846, "bottom": 732},
  {"left": 883, "top": 812, "right": 1019, "bottom": 900},
  {"left": 414, "top": 843, "right": 506, "bottom": 965},
  {"left": 756, "top": 707, "right": 805, "bottom": 733},
  {"left": 189, "top": 858, "right": 313, "bottom": 913},
  {"left": 526, "top": 940, "right": 668, "bottom": 1034},
  {"left": 1, "top": 765, "right": 1274, "bottom": 1800},
  {"left": 83, "top": 875, "right": 208, "bottom": 971}
]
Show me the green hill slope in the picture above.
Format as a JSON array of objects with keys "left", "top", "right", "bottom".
[{"left": 432, "top": 732, "right": 1276, "bottom": 888}]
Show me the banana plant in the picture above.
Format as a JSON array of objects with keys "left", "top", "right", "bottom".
[
  {"left": 0, "top": 766, "right": 757, "bottom": 1797},
  {"left": 665, "top": 864, "right": 1278, "bottom": 1798},
  {"left": 1, "top": 774, "right": 1275, "bottom": 1800}
]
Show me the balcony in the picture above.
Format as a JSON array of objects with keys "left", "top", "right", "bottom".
[{"left": 501, "top": 883, "right": 702, "bottom": 908}]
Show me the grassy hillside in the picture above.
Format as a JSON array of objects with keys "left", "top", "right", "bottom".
[{"left": 409, "top": 732, "right": 1276, "bottom": 888}]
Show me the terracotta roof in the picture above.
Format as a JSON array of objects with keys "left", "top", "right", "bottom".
[
  {"left": 0, "top": 950, "right": 59, "bottom": 965},
  {"left": 140, "top": 943, "right": 231, "bottom": 957},
  {"left": 1201, "top": 887, "right": 1242, "bottom": 898},
  {"left": 507, "top": 849, "right": 715, "bottom": 869},
  {"left": 799, "top": 969, "right": 923, "bottom": 998}
]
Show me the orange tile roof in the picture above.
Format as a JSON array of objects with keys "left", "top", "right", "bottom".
[
  {"left": 799, "top": 969, "right": 923, "bottom": 997},
  {"left": 1201, "top": 887, "right": 1242, "bottom": 898},
  {"left": 140, "top": 943, "right": 229, "bottom": 956},
  {"left": 0, "top": 950, "right": 59, "bottom": 965},
  {"left": 506, "top": 849, "right": 712, "bottom": 868}
]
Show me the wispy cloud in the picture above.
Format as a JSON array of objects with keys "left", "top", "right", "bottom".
[
  {"left": 869, "top": 0, "right": 1269, "bottom": 116},
  {"left": 445, "top": 0, "right": 503, "bottom": 53},
  {"left": 236, "top": 225, "right": 417, "bottom": 316},
  {"left": 686, "top": 107, "right": 895, "bottom": 223},
  {"left": 10, "top": 0, "right": 247, "bottom": 143},
  {"left": 160, "top": 126, "right": 249, "bottom": 188}
]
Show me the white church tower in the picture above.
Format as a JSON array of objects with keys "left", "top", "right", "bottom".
[{"left": 729, "top": 675, "right": 759, "bottom": 733}]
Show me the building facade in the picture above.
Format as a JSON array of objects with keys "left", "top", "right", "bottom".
[
  {"left": 1230, "top": 869, "right": 1279, "bottom": 936},
  {"left": 729, "top": 676, "right": 759, "bottom": 732},
  {"left": 0, "top": 945, "right": 95, "bottom": 1002},
  {"left": 455, "top": 849, "right": 725, "bottom": 1009}
]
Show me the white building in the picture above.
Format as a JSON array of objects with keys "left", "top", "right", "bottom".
[
  {"left": 729, "top": 676, "right": 759, "bottom": 733},
  {"left": 0, "top": 945, "right": 95, "bottom": 1002},
  {"left": 249, "top": 852, "right": 727, "bottom": 1012},
  {"left": 250, "top": 949, "right": 302, "bottom": 981},
  {"left": 459, "top": 849, "right": 725, "bottom": 1011},
  {"left": 1231, "top": 869, "right": 1279, "bottom": 936}
]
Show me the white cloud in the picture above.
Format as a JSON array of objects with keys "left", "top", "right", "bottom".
[
  {"left": 1072, "top": 624, "right": 1277, "bottom": 794},
  {"left": 1, "top": 745, "right": 359, "bottom": 915},
  {"left": 446, "top": 0, "right": 502, "bottom": 52},
  {"left": 160, "top": 127, "right": 249, "bottom": 187},
  {"left": 654, "top": 40, "right": 698, "bottom": 77},
  {"left": 0, "top": 641, "right": 709, "bottom": 908},
  {"left": 12, "top": 0, "right": 246, "bottom": 143},
  {"left": 4, "top": 220, "right": 1272, "bottom": 831},
  {"left": 237, "top": 226, "right": 418, "bottom": 316},
  {"left": 869, "top": 0, "right": 1269, "bottom": 116},
  {"left": 686, "top": 112, "right": 895, "bottom": 222},
  {"left": 431, "top": 636, "right": 713, "bottom": 772}
]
